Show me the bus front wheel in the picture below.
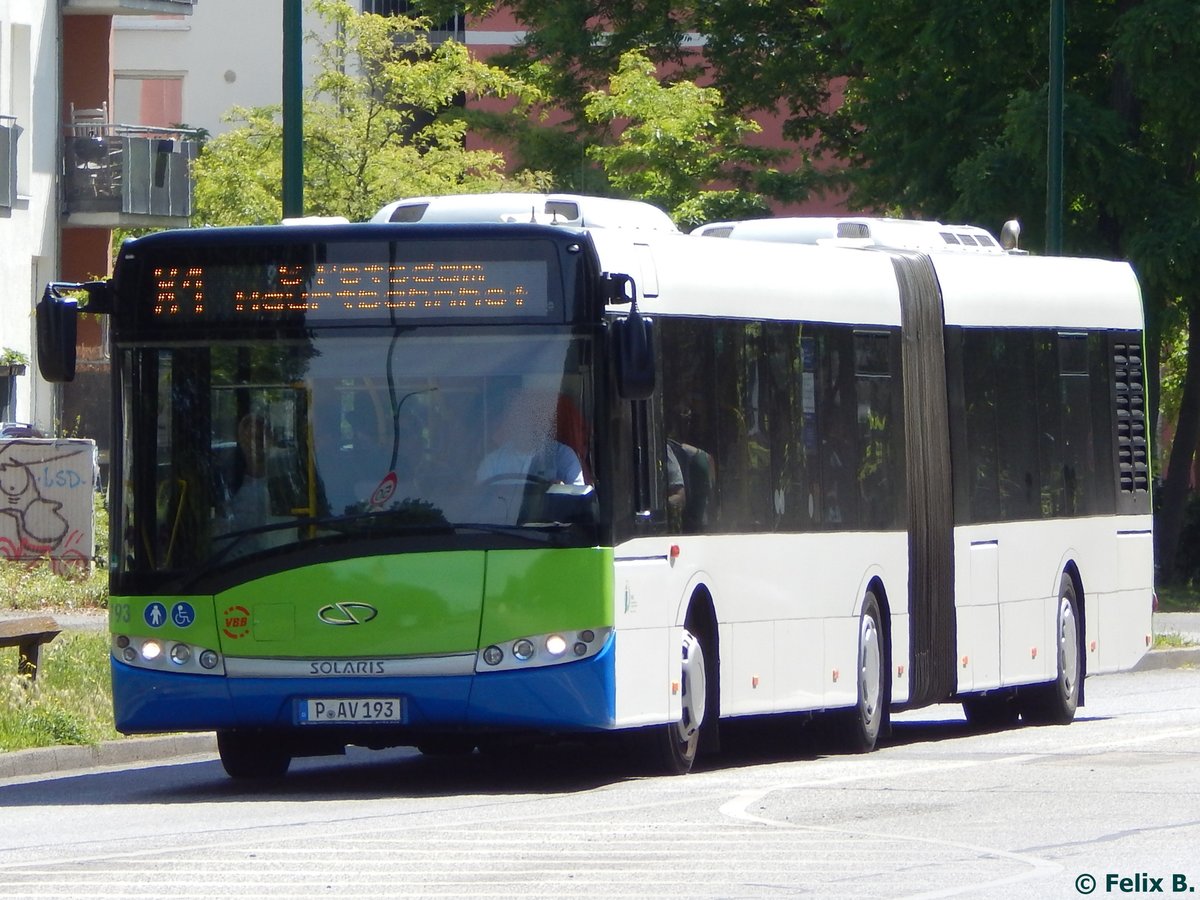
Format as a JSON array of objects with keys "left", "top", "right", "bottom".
[
  {"left": 217, "top": 729, "right": 292, "bottom": 779},
  {"left": 635, "top": 627, "right": 707, "bottom": 775}
]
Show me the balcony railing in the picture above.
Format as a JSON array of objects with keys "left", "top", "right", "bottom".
[
  {"left": 63, "top": 0, "right": 196, "bottom": 15},
  {"left": 62, "top": 124, "right": 200, "bottom": 227}
]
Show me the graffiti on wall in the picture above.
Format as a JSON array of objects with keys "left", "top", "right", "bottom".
[{"left": 0, "top": 439, "right": 96, "bottom": 571}]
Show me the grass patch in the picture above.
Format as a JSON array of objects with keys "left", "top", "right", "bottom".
[
  {"left": 0, "top": 561, "right": 108, "bottom": 612},
  {"left": 0, "top": 632, "right": 119, "bottom": 751},
  {"left": 1153, "top": 631, "right": 1199, "bottom": 650}
]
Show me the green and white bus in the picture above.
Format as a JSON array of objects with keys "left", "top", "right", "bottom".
[{"left": 38, "top": 194, "right": 1153, "bottom": 778}]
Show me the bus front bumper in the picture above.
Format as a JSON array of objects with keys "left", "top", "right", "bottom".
[{"left": 111, "top": 636, "right": 616, "bottom": 736}]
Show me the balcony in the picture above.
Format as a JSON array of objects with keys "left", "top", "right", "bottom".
[
  {"left": 63, "top": 0, "right": 196, "bottom": 14},
  {"left": 62, "top": 124, "right": 200, "bottom": 228}
]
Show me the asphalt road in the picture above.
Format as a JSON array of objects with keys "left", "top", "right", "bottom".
[{"left": 0, "top": 665, "right": 1196, "bottom": 899}]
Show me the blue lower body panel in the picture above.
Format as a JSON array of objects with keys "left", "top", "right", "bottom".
[{"left": 112, "top": 637, "right": 616, "bottom": 736}]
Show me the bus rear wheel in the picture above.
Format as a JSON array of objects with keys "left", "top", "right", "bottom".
[
  {"left": 217, "top": 729, "right": 292, "bottom": 779},
  {"left": 1022, "top": 576, "right": 1081, "bottom": 725},
  {"left": 636, "top": 627, "right": 707, "bottom": 775}
]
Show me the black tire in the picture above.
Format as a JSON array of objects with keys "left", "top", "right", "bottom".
[
  {"left": 962, "top": 691, "right": 1020, "bottom": 730},
  {"left": 634, "top": 627, "right": 708, "bottom": 775},
  {"left": 217, "top": 729, "right": 292, "bottom": 779},
  {"left": 840, "top": 592, "right": 888, "bottom": 753},
  {"left": 1021, "top": 575, "right": 1082, "bottom": 725}
]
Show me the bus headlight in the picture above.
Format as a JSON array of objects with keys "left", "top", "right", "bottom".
[
  {"left": 112, "top": 635, "right": 224, "bottom": 676},
  {"left": 476, "top": 627, "right": 612, "bottom": 673}
]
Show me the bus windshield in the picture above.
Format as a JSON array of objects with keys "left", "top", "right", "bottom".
[{"left": 116, "top": 327, "right": 598, "bottom": 579}]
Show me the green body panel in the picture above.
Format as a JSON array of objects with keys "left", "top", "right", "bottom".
[
  {"left": 110, "top": 547, "right": 615, "bottom": 658},
  {"left": 213, "top": 552, "right": 487, "bottom": 657},
  {"left": 479, "top": 547, "right": 614, "bottom": 646}
]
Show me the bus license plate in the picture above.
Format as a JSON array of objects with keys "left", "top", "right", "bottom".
[{"left": 300, "top": 697, "right": 405, "bottom": 725}]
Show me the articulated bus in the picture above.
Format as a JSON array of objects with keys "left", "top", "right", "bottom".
[{"left": 37, "top": 194, "right": 1153, "bottom": 778}]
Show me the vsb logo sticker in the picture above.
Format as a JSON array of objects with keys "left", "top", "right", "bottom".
[
  {"left": 222, "top": 604, "right": 251, "bottom": 639},
  {"left": 317, "top": 602, "right": 379, "bottom": 626}
]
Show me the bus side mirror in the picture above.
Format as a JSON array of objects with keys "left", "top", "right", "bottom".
[
  {"left": 612, "top": 310, "right": 656, "bottom": 400},
  {"left": 36, "top": 288, "right": 79, "bottom": 383}
]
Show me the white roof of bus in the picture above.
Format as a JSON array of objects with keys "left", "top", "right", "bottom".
[
  {"left": 590, "top": 230, "right": 904, "bottom": 327},
  {"left": 591, "top": 230, "right": 1142, "bottom": 332},
  {"left": 694, "top": 216, "right": 1006, "bottom": 254},
  {"left": 372, "top": 193, "right": 678, "bottom": 232}
]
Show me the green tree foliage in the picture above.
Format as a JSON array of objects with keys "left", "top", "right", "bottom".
[
  {"left": 582, "top": 50, "right": 774, "bottom": 227},
  {"left": 825, "top": 0, "right": 1200, "bottom": 580},
  {"left": 425, "top": 0, "right": 830, "bottom": 205},
  {"left": 192, "top": 0, "right": 545, "bottom": 225}
]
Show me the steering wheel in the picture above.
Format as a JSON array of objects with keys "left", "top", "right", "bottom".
[{"left": 480, "top": 473, "right": 551, "bottom": 487}]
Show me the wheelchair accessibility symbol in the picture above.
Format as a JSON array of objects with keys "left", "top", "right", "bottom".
[{"left": 171, "top": 602, "right": 195, "bottom": 628}]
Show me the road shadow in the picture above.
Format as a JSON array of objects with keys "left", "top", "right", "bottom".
[{"left": 0, "top": 710, "right": 1113, "bottom": 807}]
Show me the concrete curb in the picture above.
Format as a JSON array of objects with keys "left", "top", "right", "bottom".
[
  {"left": 1132, "top": 646, "right": 1200, "bottom": 671},
  {"left": 0, "top": 733, "right": 217, "bottom": 780}
]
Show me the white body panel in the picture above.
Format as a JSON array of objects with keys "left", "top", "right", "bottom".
[
  {"left": 611, "top": 532, "right": 910, "bottom": 726},
  {"left": 933, "top": 254, "right": 1144, "bottom": 330},
  {"left": 953, "top": 514, "right": 1154, "bottom": 693}
]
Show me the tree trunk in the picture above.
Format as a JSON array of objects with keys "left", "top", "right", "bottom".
[{"left": 1156, "top": 296, "right": 1200, "bottom": 584}]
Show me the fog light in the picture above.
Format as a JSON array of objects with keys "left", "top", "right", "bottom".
[
  {"left": 545, "top": 634, "right": 567, "bottom": 656},
  {"left": 169, "top": 643, "right": 191, "bottom": 665},
  {"left": 142, "top": 639, "right": 162, "bottom": 661},
  {"left": 580, "top": 629, "right": 595, "bottom": 643},
  {"left": 574, "top": 642, "right": 587, "bottom": 657},
  {"left": 513, "top": 639, "right": 535, "bottom": 661},
  {"left": 116, "top": 635, "right": 130, "bottom": 649},
  {"left": 199, "top": 649, "right": 220, "bottom": 670},
  {"left": 482, "top": 645, "right": 504, "bottom": 666},
  {"left": 122, "top": 647, "right": 137, "bottom": 663}
]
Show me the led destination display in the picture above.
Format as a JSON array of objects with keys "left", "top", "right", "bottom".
[{"left": 147, "top": 258, "right": 550, "bottom": 322}]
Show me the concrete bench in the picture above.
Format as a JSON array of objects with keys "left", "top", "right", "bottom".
[{"left": 0, "top": 615, "right": 62, "bottom": 680}]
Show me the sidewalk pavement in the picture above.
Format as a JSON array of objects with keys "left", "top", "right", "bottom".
[{"left": 1, "top": 612, "right": 1196, "bottom": 782}]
